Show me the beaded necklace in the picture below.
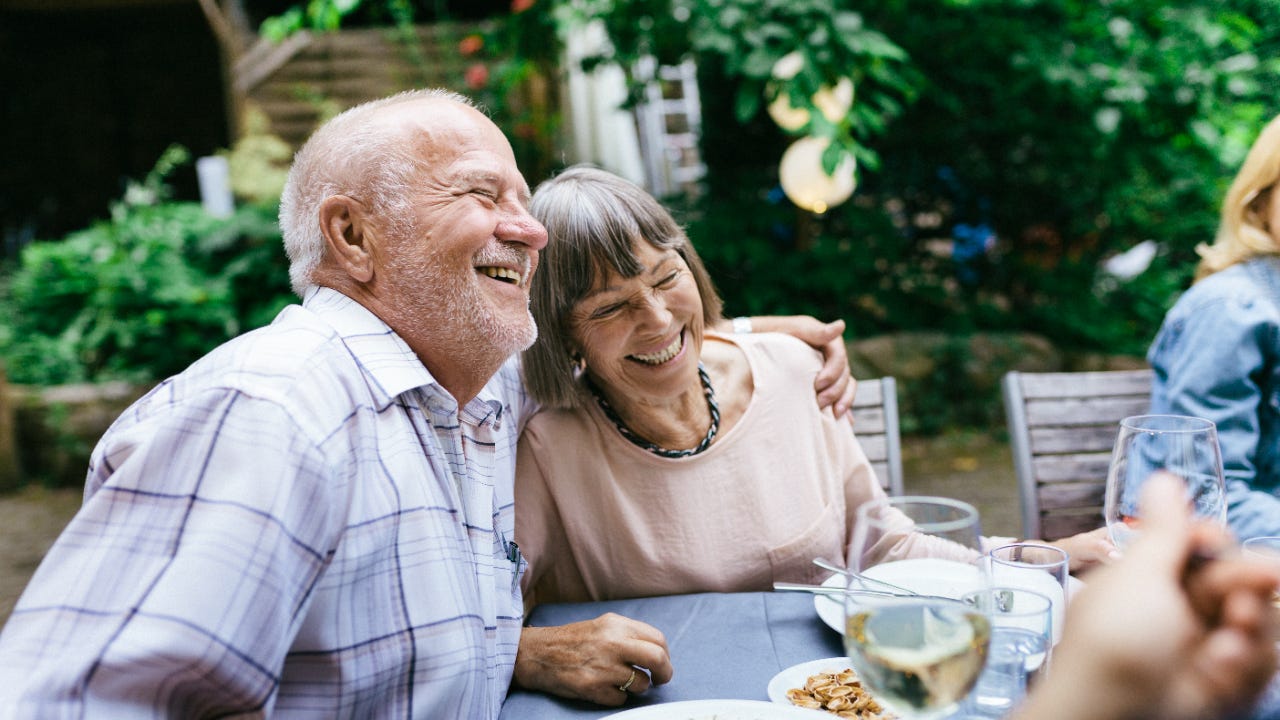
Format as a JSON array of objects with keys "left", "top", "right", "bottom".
[{"left": 589, "top": 363, "right": 720, "bottom": 458}]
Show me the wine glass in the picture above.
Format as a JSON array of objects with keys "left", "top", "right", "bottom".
[
  {"left": 845, "top": 496, "right": 991, "bottom": 719},
  {"left": 1103, "top": 415, "right": 1226, "bottom": 550}
]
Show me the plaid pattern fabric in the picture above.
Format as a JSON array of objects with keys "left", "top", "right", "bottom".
[{"left": 0, "top": 288, "right": 528, "bottom": 719}]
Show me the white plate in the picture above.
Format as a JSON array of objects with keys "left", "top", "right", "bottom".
[
  {"left": 811, "top": 560, "right": 1085, "bottom": 635},
  {"left": 812, "top": 576, "right": 846, "bottom": 634},
  {"left": 600, "top": 698, "right": 829, "bottom": 718},
  {"left": 766, "top": 656, "right": 855, "bottom": 705}
]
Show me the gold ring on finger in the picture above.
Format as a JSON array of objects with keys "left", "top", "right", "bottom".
[{"left": 618, "top": 668, "right": 637, "bottom": 693}]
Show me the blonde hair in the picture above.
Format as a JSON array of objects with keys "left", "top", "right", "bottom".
[{"left": 1196, "top": 112, "right": 1280, "bottom": 280}]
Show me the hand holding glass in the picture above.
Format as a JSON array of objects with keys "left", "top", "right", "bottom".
[
  {"left": 1104, "top": 415, "right": 1226, "bottom": 550},
  {"left": 844, "top": 496, "right": 990, "bottom": 719}
]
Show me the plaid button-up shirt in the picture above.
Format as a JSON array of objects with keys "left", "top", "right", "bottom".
[{"left": 0, "top": 287, "right": 529, "bottom": 719}]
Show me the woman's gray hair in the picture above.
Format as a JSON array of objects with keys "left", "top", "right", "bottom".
[
  {"left": 279, "top": 88, "right": 475, "bottom": 297},
  {"left": 522, "top": 164, "right": 723, "bottom": 409}
]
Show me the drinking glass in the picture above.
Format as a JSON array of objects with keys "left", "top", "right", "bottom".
[
  {"left": 1243, "top": 537, "right": 1280, "bottom": 564},
  {"left": 987, "top": 543, "right": 1068, "bottom": 645},
  {"left": 1103, "top": 415, "right": 1226, "bottom": 551},
  {"left": 960, "top": 587, "right": 1053, "bottom": 718},
  {"left": 1242, "top": 537, "right": 1280, "bottom": 614},
  {"left": 1241, "top": 538, "right": 1280, "bottom": 713},
  {"left": 845, "top": 496, "right": 991, "bottom": 719}
]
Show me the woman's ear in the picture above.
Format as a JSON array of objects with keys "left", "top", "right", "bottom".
[{"left": 319, "top": 195, "right": 375, "bottom": 284}]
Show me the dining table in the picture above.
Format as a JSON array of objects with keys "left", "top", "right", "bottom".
[
  {"left": 499, "top": 589, "right": 1280, "bottom": 720},
  {"left": 498, "top": 590, "right": 843, "bottom": 719}
]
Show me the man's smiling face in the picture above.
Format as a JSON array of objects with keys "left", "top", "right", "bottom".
[{"left": 375, "top": 100, "right": 549, "bottom": 361}]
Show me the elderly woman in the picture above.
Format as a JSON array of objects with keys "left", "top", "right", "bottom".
[
  {"left": 511, "top": 165, "right": 1112, "bottom": 705},
  {"left": 1148, "top": 112, "right": 1280, "bottom": 540}
]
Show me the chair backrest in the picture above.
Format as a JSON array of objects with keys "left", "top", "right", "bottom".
[
  {"left": 1002, "top": 368, "right": 1153, "bottom": 540},
  {"left": 851, "top": 377, "right": 905, "bottom": 497}
]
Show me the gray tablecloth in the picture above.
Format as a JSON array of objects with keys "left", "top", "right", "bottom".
[
  {"left": 499, "top": 590, "right": 1280, "bottom": 720},
  {"left": 498, "top": 591, "right": 843, "bottom": 719}
]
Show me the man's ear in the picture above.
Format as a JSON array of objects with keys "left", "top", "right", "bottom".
[{"left": 319, "top": 195, "right": 375, "bottom": 284}]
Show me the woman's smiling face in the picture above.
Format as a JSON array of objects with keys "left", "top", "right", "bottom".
[{"left": 569, "top": 240, "right": 706, "bottom": 404}]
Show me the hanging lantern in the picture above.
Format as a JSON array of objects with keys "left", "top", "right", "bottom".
[
  {"left": 779, "top": 136, "right": 857, "bottom": 214},
  {"left": 811, "top": 78, "right": 855, "bottom": 122},
  {"left": 767, "top": 52, "right": 856, "bottom": 131}
]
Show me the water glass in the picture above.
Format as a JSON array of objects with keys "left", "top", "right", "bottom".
[
  {"left": 987, "top": 543, "right": 1068, "bottom": 645},
  {"left": 1242, "top": 537, "right": 1280, "bottom": 628},
  {"left": 960, "top": 586, "right": 1053, "bottom": 718}
]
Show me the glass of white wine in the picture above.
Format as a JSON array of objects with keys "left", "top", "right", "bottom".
[
  {"left": 1103, "top": 415, "right": 1226, "bottom": 550},
  {"left": 844, "top": 496, "right": 991, "bottom": 719}
]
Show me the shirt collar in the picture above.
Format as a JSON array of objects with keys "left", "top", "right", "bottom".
[
  {"left": 301, "top": 287, "right": 511, "bottom": 415},
  {"left": 302, "top": 287, "right": 438, "bottom": 410}
]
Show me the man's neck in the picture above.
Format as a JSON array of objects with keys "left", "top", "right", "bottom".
[
  {"left": 318, "top": 281, "right": 513, "bottom": 407},
  {"left": 417, "top": 347, "right": 508, "bottom": 407}
]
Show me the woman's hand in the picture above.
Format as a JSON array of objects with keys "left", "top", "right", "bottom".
[
  {"left": 514, "top": 613, "right": 674, "bottom": 706},
  {"left": 1046, "top": 527, "right": 1119, "bottom": 573}
]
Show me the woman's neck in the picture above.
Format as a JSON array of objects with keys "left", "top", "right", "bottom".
[{"left": 597, "top": 370, "right": 713, "bottom": 452}]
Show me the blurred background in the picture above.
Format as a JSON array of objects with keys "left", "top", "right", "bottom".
[{"left": 1, "top": 0, "right": 1278, "bottom": 621}]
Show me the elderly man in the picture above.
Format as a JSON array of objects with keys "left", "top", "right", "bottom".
[{"left": 0, "top": 89, "right": 851, "bottom": 717}]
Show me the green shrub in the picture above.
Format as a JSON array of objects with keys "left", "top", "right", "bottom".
[{"left": 1, "top": 150, "right": 293, "bottom": 386}]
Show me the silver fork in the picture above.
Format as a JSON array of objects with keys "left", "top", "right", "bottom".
[{"left": 812, "top": 556, "right": 921, "bottom": 597}]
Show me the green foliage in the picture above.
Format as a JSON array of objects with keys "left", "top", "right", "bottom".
[
  {"left": 855, "top": 0, "right": 1274, "bottom": 348},
  {"left": 557, "top": 0, "right": 916, "bottom": 174},
  {"left": 1, "top": 150, "right": 294, "bottom": 385},
  {"left": 687, "top": 0, "right": 1280, "bottom": 360},
  {"left": 260, "top": 0, "right": 373, "bottom": 40},
  {"left": 680, "top": 169, "right": 998, "bottom": 337}
]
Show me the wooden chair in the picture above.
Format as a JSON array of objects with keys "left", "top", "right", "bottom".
[
  {"left": 1002, "top": 368, "right": 1153, "bottom": 540},
  {"left": 851, "top": 377, "right": 905, "bottom": 497}
]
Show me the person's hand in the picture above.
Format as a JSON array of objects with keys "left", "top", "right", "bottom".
[
  {"left": 1045, "top": 526, "right": 1119, "bottom": 573},
  {"left": 1014, "top": 475, "right": 1280, "bottom": 720},
  {"left": 739, "top": 316, "right": 855, "bottom": 417},
  {"left": 513, "top": 613, "right": 674, "bottom": 706}
]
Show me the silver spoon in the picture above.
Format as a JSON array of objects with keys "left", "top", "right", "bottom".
[{"left": 812, "top": 556, "right": 921, "bottom": 597}]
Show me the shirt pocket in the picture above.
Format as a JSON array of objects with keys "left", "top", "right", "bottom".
[{"left": 766, "top": 501, "right": 846, "bottom": 586}]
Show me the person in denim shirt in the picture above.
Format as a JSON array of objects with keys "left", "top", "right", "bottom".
[{"left": 1148, "top": 113, "right": 1280, "bottom": 540}]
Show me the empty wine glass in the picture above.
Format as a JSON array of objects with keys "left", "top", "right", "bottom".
[
  {"left": 845, "top": 496, "right": 991, "bottom": 719},
  {"left": 1104, "top": 415, "right": 1226, "bottom": 551}
]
